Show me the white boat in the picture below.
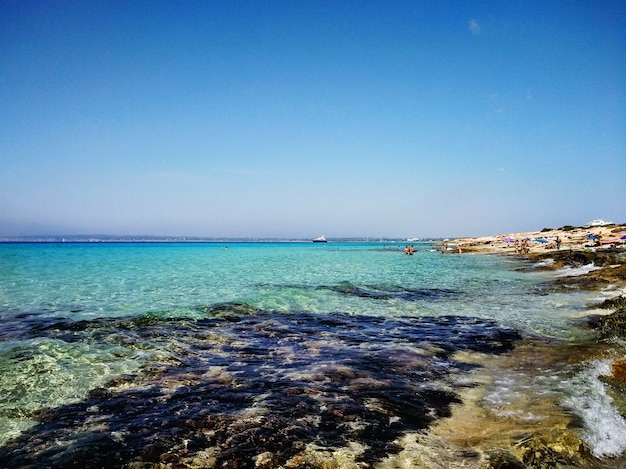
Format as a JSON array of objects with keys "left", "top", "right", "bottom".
[{"left": 312, "top": 235, "right": 327, "bottom": 243}]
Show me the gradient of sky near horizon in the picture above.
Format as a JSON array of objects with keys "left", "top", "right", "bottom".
[{"left": 1, "top": 1, "right": 624, "bottom": 238}]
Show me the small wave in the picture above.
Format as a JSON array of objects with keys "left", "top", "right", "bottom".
[
  {"left": 564, "top": 359, "right": 626, "bottom": 458},
  {"left": 534, "top": 258, "right": 556, "bottom": 268},
  {"left": 555, "top": 263, "right": 601, "bottom": 277}
]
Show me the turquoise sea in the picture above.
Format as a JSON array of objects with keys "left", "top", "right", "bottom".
[{"left": 0, "top": 242, "right": 624, "bottom": 468}]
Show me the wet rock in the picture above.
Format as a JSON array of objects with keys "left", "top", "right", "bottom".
[
  {"left": 513, "top": 430, "right": 595, "bottom": 469},
  {"left": 530, "top": 250, "right": 624, "bottom": 269},
  {"left": 529, "top": 251, "right": 625, "bottom": 291},
  {"left": 611, "top": 359, "right": 626, "bottom": 385},
  {"left": 588, "top": 310, "right": 626, "bottom": 339},
  {"left": 588, "top": 289, "right": 626, "bottom": 338},
  {"left": 88, "top": 387, "right": 112, "bottom": 399},
  {"left": 584, "top": 264, "right": 626, "bottom": 287},
  {"left": 253, "top": 451, "right": 278, "bottom": 468},
  {"left": 598, "top": 295, "right": 626, "bottom": 311},
  {"left": 482, "top": 448, "right": 525, "bottom": 469}
]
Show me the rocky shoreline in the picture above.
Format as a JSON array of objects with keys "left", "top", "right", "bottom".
[
  {"left": 442, "top": 227, "right": 626, "bottom": 469},
  {"left": 528, "top": 249, "right": 626, "bottom": 339},
  {"left": 529, "top": 247, "right": 626, "bottom": 402}
]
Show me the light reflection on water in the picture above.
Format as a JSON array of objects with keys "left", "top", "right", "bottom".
[{"left": 0, "top": 242, "right": 623, "bottom": 467}]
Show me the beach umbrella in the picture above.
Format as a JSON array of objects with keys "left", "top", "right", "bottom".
[
  {"left": 533, "top": 238, "right": 549, "bottom": 243},
  {"left": 504, "top": 237, "right": 516, "bottom": 242},
  {"left": 621, "top": 235, "right": 626, "bottom": 240},
  {"left": 588, "top": 235, "right": 599, "bottom": 240}
]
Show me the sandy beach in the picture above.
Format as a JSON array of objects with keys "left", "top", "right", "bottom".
[{"left": 456, "top": 223, "right": 626, "bottom": 255}]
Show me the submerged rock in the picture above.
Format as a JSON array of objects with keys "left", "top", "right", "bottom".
[
  {"left": 482, "top": 448, "right": 525, "bottom": 469},
  {"left": 512, "top": 430, "right": 595, "bottom": 469},
  {"left": 318, "top": 282, "right": 461, "bottom": 301},
  {"left": 0, "top": 310, "right": 521, "bottom": 468},
  {"left": 198, "top": 301, "right": 260, "bottom": 318}
]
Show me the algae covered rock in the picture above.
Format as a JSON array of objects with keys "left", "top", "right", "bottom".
[
  {"left": 588, "top": 310, "right": 626, "bottom": 339},
  {"left": 512, "top": 430, "right": 594, "bottom": 469},
  {"left": 589, "top": 294, "right": 626, "bottom": 339},
  {"left": 598, "top": 295, "right": 626, "bottom": 311},
  {"left": 530, "top": 250, "right": 621, "bottom": 269},
  {"left": 482, "top": 448, "right": 525, "bottom": 468}
]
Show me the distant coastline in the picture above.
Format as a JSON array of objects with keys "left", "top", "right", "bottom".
[
  {"left": 2, "top": 222, "right": 624, "bottom": 246},
  {"left": 0, "top": 236, "right": 311, "bottom": 243},
  {"left": 0, "top": 235, "right": 416, "bottom": 244}
]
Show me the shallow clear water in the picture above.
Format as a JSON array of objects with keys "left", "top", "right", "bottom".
[
  {"left": 0, "top": 242, "right": 624, "bottom": 467},
  {"left": 0, "top": 242, "right": 597, "bottom": 334}
]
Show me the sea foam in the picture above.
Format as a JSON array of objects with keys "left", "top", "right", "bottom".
[
  {"left": 555, "top": 263, "right": 601, "bottom": 277},
  {"left": 564, "top": 359, "right": 626, "bottom": 458}
]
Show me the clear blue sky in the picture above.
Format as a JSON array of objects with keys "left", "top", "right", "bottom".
[{"left": 1, "top": 1, "right": 624, "bottom": 238}]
